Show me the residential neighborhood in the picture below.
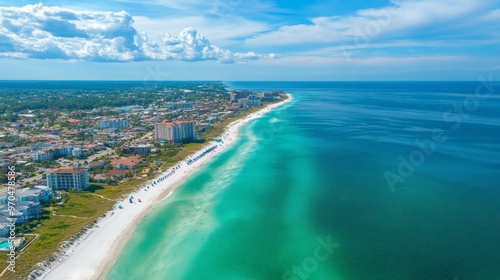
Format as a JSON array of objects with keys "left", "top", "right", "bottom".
[{"left": 0, "top": 82, "right": 287, "bottom": 239}]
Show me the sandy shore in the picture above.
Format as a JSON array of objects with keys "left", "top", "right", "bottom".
[{"left": 40, "top": 95, "right": 292, "bottom": 280}]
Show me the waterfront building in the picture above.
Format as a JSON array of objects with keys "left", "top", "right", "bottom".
[
  {"left": 229, "top": 90, "right": 253, "bottom": 102},
  {"left": 154, "top": 121, "right": 195, "bottom": 142},
  {"left": 46, "top": 167, "right": 89, "bottom": 190},
  {"left": 106, "top": 170, "right": 128, "bottom": 180},
  {"left": 257, "top": 91, "right": 283, "bottom": 101},
  {"left": 238, "top": 94, "right": 261, "bottom": 108}
]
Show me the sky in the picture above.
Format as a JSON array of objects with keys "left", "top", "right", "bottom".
[{"left": 0, "top": 0, "right": 499, "bottom": 80}]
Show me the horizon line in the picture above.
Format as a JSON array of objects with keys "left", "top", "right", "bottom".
[{"left": 0, "top": 80, "right": 494, "bottom": 83}]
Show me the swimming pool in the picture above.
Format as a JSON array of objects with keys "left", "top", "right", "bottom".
[
  {"left": 0, "top": 239, "right": 12, "bottom": 251},
  {"left": 0, "top": 237, "right": 25, "bottom": 251}
]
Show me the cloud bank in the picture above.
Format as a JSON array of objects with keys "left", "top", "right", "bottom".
[{"left": 0, "top": 4, "right": 275, "bottom": 62}]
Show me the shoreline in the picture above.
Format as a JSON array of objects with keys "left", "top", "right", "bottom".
[{"left": 40, "top": 94, "right": 293, "bottom": 280}]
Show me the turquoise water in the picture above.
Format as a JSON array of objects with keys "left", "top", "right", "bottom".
[
  {"left": 0, "top": 240, "right": 10, "bottom": 250},
  {"left": 106, "top": 82, "right": 500, "bottom": 280}
]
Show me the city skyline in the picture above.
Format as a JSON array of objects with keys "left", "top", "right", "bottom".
[{"left": 0, "top": 0, "right": 499, "bottom": 80}]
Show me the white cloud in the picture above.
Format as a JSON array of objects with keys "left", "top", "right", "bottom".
[
  {"left": 132, "top": 15, "right": 269, "bottom": 46},
  {"left": 245, "top": 0, "right": 498, "bottom": 47},
  {"left": 0, "top": 4, "right": 274, "bottom": 62},
  {"left": 137, "top": 27, "right": 275, "bottom": 63}
]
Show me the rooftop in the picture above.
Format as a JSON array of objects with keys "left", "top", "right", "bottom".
[
  {"left": 106, "top": 170, "right": 128, "bottom": 175},
  {"left": 154, "top": 120, "right": 194, "bottom": 127},
  {"left": 110, "top": 156, "right": 142, "bottom": 167},
  {"left": 46, "top": 167, "right": 88, "bottom": 174}
]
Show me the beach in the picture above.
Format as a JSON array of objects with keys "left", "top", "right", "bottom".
[
  {"left": 40, "top": 81, "right": 500, "bottom": 280},
  {"left": 40, "top": 95, "right": 292, "bottom": 280}
]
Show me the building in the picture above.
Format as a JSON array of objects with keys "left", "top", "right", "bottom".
[
  {"left": 12, "top": 187, "right": 51, "bottom": 204},
  {"left": 46, "top": 167, "right": 89, "bottom": 190},
  {"left": 31, "top": 185, "right": 52, "bottom": 203},
  {"left": 164, "top": 101, "right": 193, "bottom": 110},
  {"left": 30, "top": 145, "right": 74, "bottom": 162},
  {"left": 111, "top": 156, "right": 142, "bottom": 170},
  {"left": 54, "top": 146, "right": 73, "bottom": 157},
  {"left": 247, "top": 95, "right": 261, "bottom": 106},
  {"left": 87, "top": 160, "right": 106, "bottom": 170},
  {"left": 31, "top": 151, "right": 53, "bottom": 162},
  {"left": 72, "top": 148, "right": 82, "bottom": 157},
  {"left": 106, "top": 170, "right": 128, "bottom": 180},
  {"left": 154, "top": 121, "right": 195, "bottom": 142},
  {"left": 91, "top": 174, "right": 108, "bottom": 183},
  {"left": 12, "top": 201, "right": 40, "bottom": 220},
  {"left": 93, "top": 132, "right": 111, "bottom": 143},
  {"left": 0, "top": 210, "right": 25, "bottom": 227},
  {"left": 0, "top": 201, "right": 40, "bottom": 221},
  {"left": 0, "top": 217, "right": 11, "bottom": 236},
  {"left": 238, "top": 94, "right": 261, "bottom": 108},
  {"left": 96, "top": 119, "right": 130, "bottom": 129},
  {"left": 121, "top": 144, "right": 152, "bottom": 155},
  {"left": 0, "top": 186, "right": 52, "bottom": 230},
  {"left": 257, "top": 91, "right": 283, "bottom": 101},
  {"left": 229, "top": 90, "right": 253, "bottom": 102},
  {"left": 16, "top": 188, "right": 43, "bottom": 203}
]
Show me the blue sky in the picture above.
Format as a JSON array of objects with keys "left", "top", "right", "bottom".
[{"left": 0, "top": 0, "right": 499, "bottom": 80}]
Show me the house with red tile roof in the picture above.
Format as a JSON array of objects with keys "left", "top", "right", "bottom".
[
  {"left": 106, "top": 170, "right": 128, "bottom": 179},
  {"left": 110, "top": 155, "right": 142, "bottom": 170}
]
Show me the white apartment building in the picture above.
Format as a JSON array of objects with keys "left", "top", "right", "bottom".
[
  {"left": 31, "top": 151, "right": 53, "bottom": 162},
  {"left": 96, "top": 119, "right": 130, "bottom": 129},
  {"left": 46, "top": 167, "right": 89, "bottom": 190},
  {"left": 72, "top": 148, "right": 82, "bottom": 157}
]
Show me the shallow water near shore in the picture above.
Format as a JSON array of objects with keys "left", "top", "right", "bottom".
[{"left": 106, "top": 82, "right": 500, "bottom": 280}]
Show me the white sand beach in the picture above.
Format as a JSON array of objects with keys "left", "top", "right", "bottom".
[{"left": 40, "top": 95, "right": 292, "bottom": 280}]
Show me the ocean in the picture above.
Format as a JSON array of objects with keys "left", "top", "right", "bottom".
[{"left": 106, "top": 82, "right": 500, "bottom": 280}]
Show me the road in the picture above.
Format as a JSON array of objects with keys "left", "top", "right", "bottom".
[
  {"left": 84, "top": 147, "right": 114, "bottom": 163},
  {"left": 25, "top": 173, "right": 43, "bottom": 184}
]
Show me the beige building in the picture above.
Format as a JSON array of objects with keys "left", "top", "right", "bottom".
[
  {"left": 154, "top": 121, "right": 195, "bottom": 142},
  {"left": 46, "top": 167, "right": 89, "bottom": 190}
]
